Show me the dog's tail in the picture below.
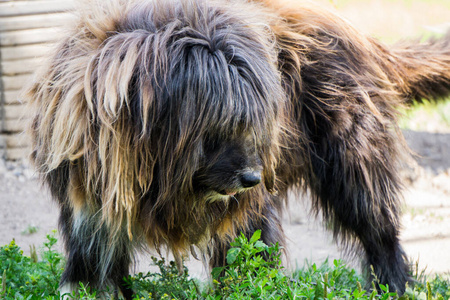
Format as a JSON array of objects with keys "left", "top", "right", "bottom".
[{"left": 385, "top": 30, "right": 450, "bottom": 104}]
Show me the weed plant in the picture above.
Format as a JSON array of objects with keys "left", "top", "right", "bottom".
[
  {"left": 1, "top": 231, "right": 449, "bottom": 299},
  {"left": 0, "top": 231, "right": 63, "bottom": 299}
]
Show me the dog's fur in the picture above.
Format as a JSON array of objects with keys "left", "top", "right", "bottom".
[{"left": 25, "top": 0, "right": 450, "bottom": 297}]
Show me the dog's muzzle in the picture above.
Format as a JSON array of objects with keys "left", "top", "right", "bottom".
[
  {"left": 217, "top": 171, "right": 262, "bottom": 197},
  {"left": 240, "top": 171, "right": 261, "bottom": 188}
]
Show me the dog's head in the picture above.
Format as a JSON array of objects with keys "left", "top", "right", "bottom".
[
  {"left": 116, "top": 0, "right": 285, "bottom": 202},
  {"left": 28, "top": 0, "right": 285, "bottom": 245}
]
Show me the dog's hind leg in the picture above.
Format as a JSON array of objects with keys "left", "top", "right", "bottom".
[{"left": 291, "top": 104, "right": 411, "bottom": 293}]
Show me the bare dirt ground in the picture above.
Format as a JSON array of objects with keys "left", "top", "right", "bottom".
[{"left": 1, "top": 0, "right": 449, "bottom": 282}]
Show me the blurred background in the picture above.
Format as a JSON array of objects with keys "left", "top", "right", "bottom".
[{"left": 0, "top": 0, "right": 449, "bottom": 279}]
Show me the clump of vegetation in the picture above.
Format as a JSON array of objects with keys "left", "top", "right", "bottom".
[
  {"left": 208, "top": 231, "right": 291, "bottom": 299},
  {"left": 0, "top": 231, "right": 64, "bottom": 299},
  {"left": 1, "top": 231, "right": 449, "bottom": 299},
  {"left": 21, "top": 225, "right": 39, "bottom": 236},
  {"left": 127, "top": 257, "right": 201, "bottom": 299}
]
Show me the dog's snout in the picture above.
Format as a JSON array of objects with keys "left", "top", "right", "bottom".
[{"left": 240, "top": 171, "right": 262, "bottom": 188}]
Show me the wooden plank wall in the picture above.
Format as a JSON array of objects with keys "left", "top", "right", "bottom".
[{"left": 0, "top": 0, "right": 74, "bottom": 160}]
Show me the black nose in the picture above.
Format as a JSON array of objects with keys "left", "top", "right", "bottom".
[{"left": 240, "top": 171, "right": 262, "bottom": 188}]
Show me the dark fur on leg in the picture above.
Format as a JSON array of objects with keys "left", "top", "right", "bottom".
[
  {"left": 59, "top": 210, "right": 133, "bottom": 299},
  {"left": 45, "top": 161, "right": 134, "bottom": 299},
  {"left": 301, "top": 122, "right": 410, "bottom": 292}
]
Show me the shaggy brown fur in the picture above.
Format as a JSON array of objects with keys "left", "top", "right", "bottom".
[{"left": 25, "top": 0, "right": 450, "bottom": 297}]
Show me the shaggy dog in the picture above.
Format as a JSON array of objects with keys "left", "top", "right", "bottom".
[{"left": 26, "top": 0, "right": 450, "bottom": 297}]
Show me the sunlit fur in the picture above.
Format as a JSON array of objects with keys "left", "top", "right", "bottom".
[{"left": 26, "top": 0, "right": 450, "bottom": 297}]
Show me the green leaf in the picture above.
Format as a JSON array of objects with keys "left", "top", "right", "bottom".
[
  {"left": 211, "top": 267, "right": 225, "bottom": 279},
  {"left": 249, "top": 230, "right": 262, "bottom": 244},
  {"left": 226, "top": 248, "right": 241, "bottom": 265},
  {"left": 254, "top": 241, "right": 267, "bottom": 250}
]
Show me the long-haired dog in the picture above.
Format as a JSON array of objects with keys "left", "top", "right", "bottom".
[{"left": 26, "top": 0, "right": 450, "bottom": 297}]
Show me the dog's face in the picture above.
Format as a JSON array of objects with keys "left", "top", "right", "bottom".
[
  {"left": 193, "top": 133, "right": 264, "bottom": 202},
  {"left": 119, "top": 1, "right": 286, "bottom": 207}
]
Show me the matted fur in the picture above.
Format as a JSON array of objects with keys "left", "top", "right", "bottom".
[{"left": 26, "top": 0, "right": 450, "bottom": 297}]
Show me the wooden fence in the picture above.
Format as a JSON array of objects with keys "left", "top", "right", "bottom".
[{"left": 0, "top": 0, "right": 74, "bottom": 160}]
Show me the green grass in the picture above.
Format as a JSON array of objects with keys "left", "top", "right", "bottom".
[
  {"left": 399, "top": 98, "right": 450, "bottom": 132},
  {"left": 1, "top": 231, "right": 449, "bottom": 299},
  {"left": 21, "top": 225, "right": 39, "bottom": 236}
]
